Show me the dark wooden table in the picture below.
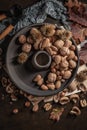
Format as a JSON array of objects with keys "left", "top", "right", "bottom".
[{"left": 0, "top": 0, "right": 87, "bottom": 130}]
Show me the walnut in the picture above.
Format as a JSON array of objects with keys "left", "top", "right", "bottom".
[
  {"left": 18, "top": 35, "right": 26, "bottom": 44},
  {"left": 47, "top": 73, "right": 57, "bottom": 83}
]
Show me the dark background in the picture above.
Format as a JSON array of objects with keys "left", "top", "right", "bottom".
[{"left": 0, "top": 0, "right": 87, "bottom": 130}]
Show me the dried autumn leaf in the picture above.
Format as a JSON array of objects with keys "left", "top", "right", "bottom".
[
  {"left": 79, "top": 43, "right": 87, "bottom": 64},
  {"left": 65, "top": 0, "right": 87, "bottom": 27},
  {"left": 71, "top": 24, "right": 87, "bottom": 42}
]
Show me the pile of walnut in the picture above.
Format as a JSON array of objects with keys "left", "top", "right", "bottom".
[{"left": 17, "top": 24, "right": 78, "bottom": 90}]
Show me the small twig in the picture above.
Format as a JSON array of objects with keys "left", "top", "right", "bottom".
[{"left": 65, "top": 89, "right": 81, "bottom": 96}]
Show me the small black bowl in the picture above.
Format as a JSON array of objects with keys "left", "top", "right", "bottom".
[{"left": 6, "top": 23, "right": 79, "bottom": 96}]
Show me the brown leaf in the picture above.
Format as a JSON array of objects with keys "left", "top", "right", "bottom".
[{"left": 71, "top": 24, "right": 86, "bottom": 42}]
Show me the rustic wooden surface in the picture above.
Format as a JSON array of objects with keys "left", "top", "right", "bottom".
[{"left": 0, "top": 0, "right": 87, "bottom": 130}]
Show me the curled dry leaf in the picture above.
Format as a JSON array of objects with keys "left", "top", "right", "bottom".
[
  {"left": 80, "top": 99, "right": 87, "bottom": 108},
  {"left": 70, "top": 106, "right": 81, "bottom": 116},
  {"left": 70, "top": 94, "right": 79, "bottom": 103},
  {"left": 59, "top": 96, "right": 70, "bottom": 105}
]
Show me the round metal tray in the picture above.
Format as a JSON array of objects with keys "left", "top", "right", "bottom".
[{"left": 6, "top": 23, "right": 79, "bottom": 96}]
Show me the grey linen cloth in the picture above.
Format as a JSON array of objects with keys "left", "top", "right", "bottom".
[{"left": 0, "top": 0, "right": 68, "bottom": 43}]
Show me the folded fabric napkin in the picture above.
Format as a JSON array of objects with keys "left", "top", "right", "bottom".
[{"left": 0, "top": 0, "right": 69, "bottom": 44}]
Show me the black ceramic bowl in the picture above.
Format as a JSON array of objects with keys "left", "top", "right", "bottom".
[{"left": 6, "top": 23, "right": 79, "bottom": 96}]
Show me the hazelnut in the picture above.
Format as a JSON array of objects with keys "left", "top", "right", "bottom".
[
  {"left": 54, "top": 40, "right": 64, "bottom": 49},
  {"left": 69, "top": 60, "right": 76, "bottom": 69},
  {"left": 63, "top": 70, "right": 71, "bottom": 79},
  {"left": 48, "top": 73, "right": 57, "bottom": 83},
  {"left": 19, "top": 35, "right": 26, "bottom": 44},
  {"left": 55, "top": 81, "right": 61, "bottom": 89},
  {"left": 22, "top": 43, "right": 32, "bottom": 53}
]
